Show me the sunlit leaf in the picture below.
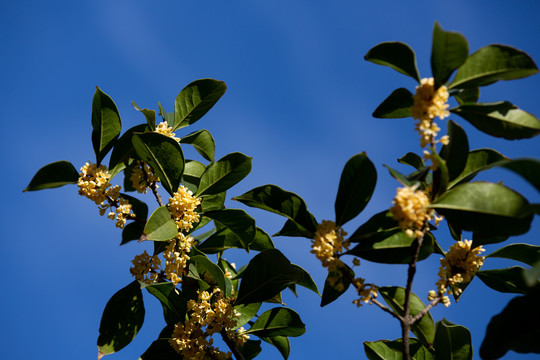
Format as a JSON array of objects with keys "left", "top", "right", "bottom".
[
  {"left": 197, "top": 152, "right": 252, "bottom": 196},
  {"left": 143, "top": 206, "right": 178, "bottom": 241},
  {"left": 448, "top": 149, "right": 508, "bottom": 188},
  {"left": 364, "top": 338, "right": 434, "bottom": 360},
  {"left": 190, "top": 255, "right": 232, "bottom": 297},
  {"left": 180, "top": 129, "right": 215, "bottom": 162}
]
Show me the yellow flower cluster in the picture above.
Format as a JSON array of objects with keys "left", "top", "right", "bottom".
[
  {"left": 169, "top": 288, "right": 247, "bottom": 359},
  {"left": 163, "top": 235, "right": 194, "bottom": 286},
  {"left": 77, "top": 162, "right": 134, "bottom": 228},
  {"left": 130, "top": 160, "right": 160, "bottom": 194},
  {"left": 168, "top": 186, "right": 202, "bottom": 232},
  {"left": 410, "top": 78, "right": 450, "bottom": 147},
  {"left": 156, "top": 121, "right": 181, "bottom": 143},
  {"left": 351, "top": 277, "right": 378, "bottom": 307},
  {"left": 429, "top": 240, "right": 485, "bottom": 306},
  {"left": 311, "top": 220, "right": 349, "bottom": 268},
  {"left": 390, "top": 186, "right": 435, "bottom": 238},
  {"left": 129, "top": 250, "right": 161, "bottom": 284}
]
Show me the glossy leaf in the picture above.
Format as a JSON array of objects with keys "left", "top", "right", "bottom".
[
  {"left": 431, "top": 22, "right": 469, "bottom": 88},
  {"left": 180, "top": 129, "right": 215, "bottom": 162},
  {"left": 24, "top": 160, "right": 79, "bottom": 191},
  {"left": 364, "top": 338, "right": 434, "bottom": 360},
  {"left": 379, "top": 286, "right": 435, "bottom": 346},
  {"left": 198, "top": 227, "right": 245, "bottom": 253},
  {"left": 197, "top": 152, "right": 252, "bottom": 196},
  {"left": 502, "top": 158, "right": 540, "bottom": 193},
  {"left": 488, "top": 243, "right": 540, "bottom": 267},
  {"left": 158, "top": 101, "right": 174, "bottom": 124},
  {"left": 335, "top": 152, "right": 377, "bottom": 226},
  {"left": 480, "top": 289, "right": 540, "bottom": 359},
  {"left": 249, "top": 228, "right": 276, "bottom": 251},
  {"left": 132, "top": 101, "right": 156, "bottom": 131},
  {"left": 92, "top": 87, "right": 122, "bottom": 165},
  {"left": 372, "top": 88, "right": 414, "bottom": 118},
  {"left": 260, "top": 336, "right": 290, "bottom": 360},
  {"left": 321, "top": 263, "right": 354, "bottom": 307},
  {"left": 132, "top": 132, "right": 185, "bottom": 197},
  {"left": 190, "top": 255, "right": 232, "bottom": 297},
  {"left": 244, "top": 307, "right": 306, "bottom": 337},
  {"left": 143, "top": 206, "right": 178, "bottom": 241},
  {"left": 233, "top": 302, "right": 261, "bottom": 330},
  {"left": 431, "top": 182, "right": 533, "bottom": 237},
  {"left": 203, "top": 209, "right": 256, "bottom": 251},
  {"left": 143, "top": 282, "right": 187, "bottom": 326},
  {"left": 235, "top": 249, "right": 304, "bottom": 305},
  {"left": 291, "top": 264, "right": 319, "bottom": 295},
  {"left": 399, "top": 152, "right": 424, "bottom": 170},
  {"left": 97, "top": 281, "right": 145, "bottom": 357},
  {"left": 434, "top": 319, "right": 472, "bottom": 360},
  {"left": 173, "top": 79, "right": 227, "bottom": 130},
  {"left": 365, "top": 42, "right": 421, "bottom": 81},
  {"left": 451, "top": 102, "right": 540, "bottom": 140},
  {"left": 233, "top": 184, "right": 318, "bottom": 235},
  {"left": 200, "top": 192, "right": 226, "bottom": 212},
  {"left": 448, "top": 149, "right": 508, "bottom": 188},
  {"left": 439, "top": 120, "right": 469, "bottom": 182},
  {"left": 138, "top": 325, "right": 177, "bottom": 360},
  {"left": 181, "top": 160, "right": 206, "bottom": 193},
  {"left": 109, "top": 124, "right": 148, "bottom": 177},
  {"left": 477, "top": 266, "right": 534, "bottom": 294},
  {"left": 450, "top": 44, "right": 538, "bottom": 89}
]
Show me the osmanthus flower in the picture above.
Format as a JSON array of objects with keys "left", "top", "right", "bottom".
[
  {"left": 129, "top": 250, "right": 161, "bottom": 284},
  {"left": 167, "top": 185, "right": 202, "bottom": 232},
  {"left": 410, "top": 77, "right": 450, "bottom": 147},
  {"left": 163, "top": 234, "right": 194, "bottom": 286},
  {"left": 311, "top": 220, "right": 349, "bottom": 268},
  {"left": 155, "top": 121, "right": 181, "bottom": 143},
  {"left": 390, "top": 185, "right": 440, "bottom": 238},
  {"left": 129, "top": 160, "right": 160, "bottom": 194},
  {"left": 430, "top": 239, "right": 486, "bottom": 306},
  {"left": 351, "top": 277, "right": 378, "bottom": 307}
]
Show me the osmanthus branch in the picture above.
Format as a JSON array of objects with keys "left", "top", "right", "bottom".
[
  {"left": 371, "top": 298, "right": 404, "bottom": 322},
  {"left": 150, "top": 181, "right": 164, "bottom": 207},
  {"left": 411, "top": 296, "right": 441, "bottom": 325},
  {"left": 221, "top": 330, "right": 246, "bottom": 360}
]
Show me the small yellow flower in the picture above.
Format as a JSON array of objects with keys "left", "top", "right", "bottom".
[
  {"left": 390, "top": 186, "right": 434, "bottom": 237},
  {"left": 311, "top": 220, "right": 348, "bottom": 268},
  {"left": 156, "top": 121, "right": 181, "bottom": 143},
  {"left": 167, "top": 186, "right": 202, "bottom": 232},
  {"left": 129, "top": 250, "right": 161, "bottom": 284},
  {"left": 130, "top": 160, "right": 160, "bottom": 194}
]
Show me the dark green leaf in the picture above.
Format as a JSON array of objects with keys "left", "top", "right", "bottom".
[
  {"left": 472, "top": 232, "right": 509, "bottom": 247},
  {"left": 244, "top": 307, "right": 306, "bottom": 337},
  {"left": 121, "top": 193, "right": 148, "bottom": 220},
  {"left": 273, "top": 219, "right": 314, "bottom": 238},
  {"left": 132, "top": 132, "right": 185, "bottom": 197},
  {"left": 182, "top": 160, "right": 206, "bottom": 193},
  {"left": 24, "top": 160, "right": 79, "bottom": 191},
  {"left": 236, "top": 249, "right": 304, "bottom": 305},
  {"left": 448, "top": 149, "right": 509, "bottom": 188},
  {"left": 349, "top": 210, "right": 399, "bottom": 242},
  {"left": 233, "top": 302, "right": 261, "bottom": 330},
  {"left": 379, "top": 286, "right": 435, "bottom": 346},
  {"left": 291, "top": 264, "right": 320, "bottom": 295},
  {"left": 143, "top": 282, "right": 187, "bottom": 326},
  {"left": 97, "top": 281, "right": 144, "bottom": 357},
  {"left": 180, "top": 129, "right": 215, "bottom": 162},
  {"left": 450, "top": 45, "right": 538, "bottom": 89},
  {"left": 434, "top": 319, "right": 472, "bottom": 360},
  {"left": 335, "top": 152, "right": 377, "bottom": 226},
  {"left": 451, "top": 102, "right": 540, "bottom": 140},
  {"left": 399, "top": 152, "right": 424, "bottom": 170},
  {"left": 502, "top": 158, "right": 540, "bottom": 193},
  {"left": 372, "top": 88, "right": 414, "bottom": 118},
  {"left": 198, "top": 227, "right": 245, "bottom": 253},
  {"left": 260, "top": 336, "right": 290, "bottom": 360},
  {"left": 138, "top": 326, "right": 178, "bottom": 360},
  {"left": 365, "top": 42, "right": 421, "bottom": 81},
  {"left": 143, "top": 206, "right": 178, "bottom": 241},
  {"left": 200, "top": 192, "right": 226, "bottom": 212},
  {"left": 432, "top": 152, "right": 449, "bottom": 198},
  {"left": 203, "top": 209, "right": 256, "bottom": 251},
  {"left": 249, "top": 228, "right": 275, "bottom": 251},
  {"left": 109, "top": 124, "right": 148, "bottom": 177},
  {"left": 321, "top": 263, "right": 354, "bottom": 307},
  {"left": 431, "top": 182, "right": 533, "bottom": 236},
  {"left": 173, "top": 79, "right": 227, "bottom": 130},
  {"left": 239, "top": 340, "right": 262, "bottom": 360},
  {"left": 190, "top": 255, "right": 232, "bottom": 297},
  {"left": 453, "top": 87, "right": 480, "bottom": 105},
  {"left": 92, "top": 87, "right": 122, "bottom": 165},
  {"left": 439, "top": 120, "right": 469, "bottom": 182},
  {"left": 132, "top": 101, "right": 156, "bottom": 131},
  {"left": 121, "top": 222, "right": 145, "bottom": 245},
  {"left": 480, "top": 289, "right": 540, "bottom": 359},
  {"left": 488, "top": 243, "right": 540, "bottom": 267},
  {"left": 233, "top": 184, "right": 318, "bottom": 236},
  {"left": 431, "top": 22, "right": 469, "bottom": 88},
  {"left": 158, "top": 102, "right": 174, "bottom": 124},
  {"left": 364, "top": 338, "right": 434, "bottom": 360},
  {"left": 477, "top": 266, "right": 535, "bottom": 294},
  {"left": 197, "top": 152, "right": 252, "bottom": 196}
]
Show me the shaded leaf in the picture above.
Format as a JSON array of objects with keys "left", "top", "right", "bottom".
[
  {"left": 190, "top": 255, "right": 232, "bottom": 297},
  {"left": 434, "top": 319, "right": 472, "bottom": 360},
  {"left": 291, "top": 264, "right": 320, "bottom": 295},
  {"left": 132, "top": 101, "right": 156, "bottom": 131},
  {"left": 182, "top": 160, "right": 206, "bottom": 194},
  {"left": 488, "top": 243, "right": 540, "bottom": 267},
  {"left": 203, "top": 209, "right": 256, "bottom": 251},
  {"left": 138, "top": 326, "right": 178, "bottom": 360},
  {"left": 273, "top": 218, "right": 314, "bottom": 238},
  {"left": 143, "top": 206, "right": 178, "bottom": 241},
  {"left": 439, "top": 120, "right": 469, "bottom": 182},
  {"left": 431, "top": 22, "right": 469, "bottom": 88},
  {"left": 477, "top": 266, "right": 534, "bottom": 294},
  {"left": 249, "top": 228, "right": 276, "bottom": 252},
  {"left": 399, "top": 152, "right": 424, "bottom": 170},
  {"left": 244, "top": 307, "right": 306, "bottom": 337},
  {"left": 349, "top": 210, "right": 399, "bottom": 242},
  {"left": 24, "top": 160, "right": 79, "bottom": 191},
  {"left": 448, "top": 149, "right": 508, "bottom": 188},
  {"left": 321, "top": 263, "right": 354, "bottom": 307},
  {"left": 233, "top": 302, "right": 261, "bottom": 330},
  {"left": 502, "top": 158, "right": 540, "bottom": 193},
  {"left": 197, "top": 152, "right": 252, "bottom": 196},
  {"left": 239, "top": 340, "right": 262, "bottom": 360},
  {"left": 180, "top": 129, "right": 215, "bottom": 162},
  {"left": 364, "top": 338, "right": 434, "bottom": 360},
  {"left": 372, "top": 88, "right": 414, "bottom": 118},
  {"left": 365, "top": 42, "right": 421, "bottom": 81},
  {"left": 143, "top": 282, "right": 187, "bottom": 326},
  {"left": 453, "top": 87, "right": 480, "bottom": 105},
  {"left": 109, "top": 124, "right": 148, "bottom": 177},
  {"left": 92, "top": 87, "right": 122, "bottom": 165},
  {"left": 121, "top": 222, "right": 145, "bottom": 245},
  {"left": 260, "top": 336, "right": 290, "bottom": 360}
]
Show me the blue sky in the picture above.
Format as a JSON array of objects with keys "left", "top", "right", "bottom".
[{"left": 3, "top": 1, "right": 540, "bottom": 359}]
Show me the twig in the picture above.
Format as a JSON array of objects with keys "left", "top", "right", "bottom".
[
  {"left": 372, "top": 298, "right": 403, "bottom": 322},
  {"left": 150, "top": 181, "right": 164, "bottom": 206},
  {"left": 410, "top": 297, "right": 441, "bottom": 325}
]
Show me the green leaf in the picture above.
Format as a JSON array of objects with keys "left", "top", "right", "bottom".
[
  {"left": 379, "top": 286, "right": 435, "bottom": 346},
  {"left": 182, "top": 160, "right": 207, "bottom": 193},
  {"left": 399, "top": 152, "right": 424, "bottom": 170},
  {"left": 448, "top": 149, "right": 509, "bottom": 188},
  {"left": 239, "top": 340, "right": 262, "bottom": 360},
  {"left": 143, "top": 206, "right": 178, "bottom": 241},
  {"left": 372, "top": 88, "right": 414, "bottom": 118},
  {"left": 203, "top": 209, "right": 256, "bottom": 251},
  {"left": 364, "top": 338, "right": 434, "bottom": 360},
  {"left": 273, "top": 219, "right": 315, "bottom": 238},
  {"left": 321, "top": 263, "right": 354, "bottom": 307},
  {"left": 143, "top": 282, "right": 187, "bottom": 326},
  {"left": 109, "top": 124, "right": 148, "bottom": 177},
  {"left": 453, "top": 87, "right": 479, "bottom": 105},
  {"left": 349, "top": 210, "right": 399, "bottom": 242},
  {"left": 365, "top": 42, "right": 421, "bottom": 81},
  {"left": 158, "top": 102, "right": 174, "bottom": 124},
  {"left": 439, "top": 120, "right": 469, "bottom": 182},
  {"left": 97, "top": 281, "right": 144, "bottom": 357},
  {"left": 488, "top": 243, "right": 540, "bottom": 267},
  {"left": 173, "top": 79, "right": 227, "bottom": 130},
  {"left": 233, "top": 302, "right": 261, "bottom": 330},
  {"left": 235, "top": 249, "right": 304, "bottom": 305},
  {"left": 260, "top": 336, "right": 290, "bottom": 360},
  {"left": 190, "top": 255, "right": 232, "bottom": 297},
  {"left": 200, "top": 192, "right": 226, "bottom": 213},
  {"left": 451, "top": 102, "right": 540, "bottom": 140},
  {"left": 480, "top": 289, "right": 540, "bottom": 359},
  {"left": 138, "top": 326, "right": 178, "bottom": 360},
  {"left": 347, "top": 231, "right": 436, "bottom": 264},
  {"left": 24, "top": 160, "right": 79, "bottom": 191},
  {"left": 233, "top": 185, "right": 318, "bottom": 236},
  {"left": 197, "top": 152, "right": 252, "bottom": 196},
  {"left": 477, "top": 266, "right": 534, "bottom": 294},
  {"left": 291, "top": 264, "right": 320, "bottom": 295},
  {"left": 249, "top": 228, "right": 276, "bottom": 251},
  {"left": 244, "top": 307, "right": 306, "bottom": 337},
  {"left": 450, "top": 44, "right": 538, "bottom": 89},
  {"left": 431, "top": 182, "right": 533, "bottom": 237},
  {"left": 132, "top": 101, "right": 156, "bottom": 131},
  {"left": 431, "top": 22, "right": 469, "bottom": 88},
  {"left": 502, "top": 158, "right": 540, "bottom": 193},
  {"left": 180, "top": 129, "right": 215, "bottom": 162},
  {"left": 121, "top": 222, "right": 145, "bottom": 245},
  {"left": 432, "top": 152, "right": 449, "bottom": 198},
  {"left": 197, "top": 227, "right": 245, "bottom": 253},
  {"left": 335, "top": 152, "right": 377, "bottom": 226},
  {"left": 121, "top": 193, "right": 148, "bottom": 220},
  {"left": 434, "top": 319, "right": 472, "bottom": 360},
  {"left": 132, "top": 132, "right": 185, "bottom": 197},
  {"left": 92, "top": 87, "right": 122, "bottom": 165}
]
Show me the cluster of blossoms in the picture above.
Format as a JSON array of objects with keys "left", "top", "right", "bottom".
[
  {"left": 156, "top": 121, "right": 181, "bottom": 143},
  {"left": 410, "top": 77, "right": 450, "bottom": 147},
  {"left": 429, "top": 240, "right": 485, "bottom": 307},
  {"left": 311, "top": 220, "right": 349, "bottom": 269},
  {"left": 168, "top": 185, "right": 202, "bottom": 232},
  {"left": 130, "top": 160, "right": 160, "bottom": 194},
  {"left": 390, "top": 185, "right": 441, "bottom": 238},
  {"left": 77, "top": 162, "right": 134, "bottom": 228},
  {"left": 169, "top": 288, "right": 249, "bottom": 359},
  {"left": 130, "top": 250, "right": 162, "bottom": 284},
  {"left": 351, "top": 277, "right": 378, "bottom": 307},
  {"left": 163, "top": 235, "right": 194, "bottom": 285}
]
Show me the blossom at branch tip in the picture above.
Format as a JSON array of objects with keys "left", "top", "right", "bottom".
[
  {"left": 390, "top": 185, "right": 435, "bottom": 238},
  {"left": 156, "top": 121, "right": 181, "bottom": 143},
  {"left": 167, "top": 185, "right": 202, "bottom": 232},
  {"left": 311, "top": 220, "right": 349, "bottom": 268}
]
